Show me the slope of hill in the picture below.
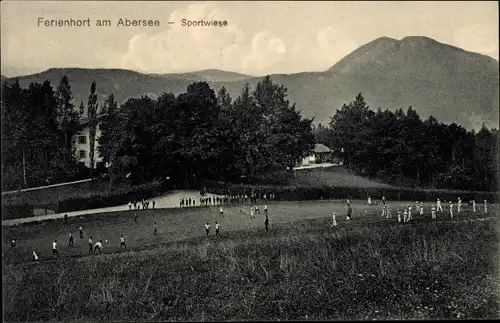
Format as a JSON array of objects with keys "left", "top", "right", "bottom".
[
  {"left": 3, "top": 36, "right": 498, "bottom": 129},
  {"left": 150, "top": 69, "right": 254, "bottom": 82}
]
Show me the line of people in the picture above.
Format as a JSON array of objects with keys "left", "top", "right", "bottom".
[
  {"left": 128, "top": 199, "right": 156, "bottom": 210},
  {"left": 181, "top": 193, "right": 277, "bottom": 208}
]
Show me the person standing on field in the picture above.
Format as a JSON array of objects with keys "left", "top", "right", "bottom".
[
  {"left": 264, "top": 204, "right": 268, "bottom": 216},
  {"left": 420, "top": 202, "right": 424, "bottom": 216},
  {"left": 205, "top": 222, "right": 210, "bottom": 235},
  {"left": 472, "top": 199, "right": 476, "bottom": 212},
  {"left": 88, "top": 236, "right": 93, "bottom": 254},
  {"left": 449, "top": 201, "right": 454, "bottom": 218},
  {"left": 403, "top": 209, "right": 408, "bottom": 223},
  {"left": 94, "top": 240, "right": 103, "bottom": 254},
  {"left": 431, "top": 205, "right": 436, "bottom": 220},
  {"left": 382, "top": 204, "right": 387, "bottom": 217},
  {"left": 437, "top": 198, "right": 443, "bottom": 212},
  {"left": 153, "top": 222, "right": 158, "bottom": 236},
  {"left": 457, "top": 197, "right": 462, "bottom": 213},
  {"left": 79, "top": 226, "right": 84, "bottom": 239},
  {"left": 120, "top": 234, "right": 126, "bottom": 250},
  {"left": 220, "top": 207, "right": 224, "bottom": 217},
  {"left": 52, "top": 239, "right": 59, "bottom": 258},
  {"left": 367, "top": 196, "right": 372, "bottom": 206},
  {"left": 347, "top": 204, "right": 352, "bottom": 221},
  {"left": 68, "top": 232, "right": 74, "bottom": 247},
  {"left": 387, "top": 205, "right": 392, "bottom": 219},
  {"left": 265, "top": 214, "right": 269, "bottom": 232},
  {"left": 250, "top": 206, "right": 255, "bottom": 219},
  {"left": 215, "top": 221, "right": 220, "bottom": 236},
  {"left": 407, "top": 204, "right": 412, "bottom": 222},
  {"left": 331, "top": 212, "right": 340, "bottom": 238},
  {"left": 129, "top": 201, "right": 132, "bottom": 210},
  {"left": 397, "top": 209, "right": 402, "bottom": 223},
  {"left": 484, "top": 200, "right": 488, "bottom": 214},
  {"left": 10, "top": 239, "right": 16, "bottom": 250}
]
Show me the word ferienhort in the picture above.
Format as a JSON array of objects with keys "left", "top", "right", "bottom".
[{"left": 37, "top": 18, "right": 161, "bottom": 27}]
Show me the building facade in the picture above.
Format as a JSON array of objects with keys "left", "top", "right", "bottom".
[{"left": 74, "top": 119, "right": 106, "bottom": 169}]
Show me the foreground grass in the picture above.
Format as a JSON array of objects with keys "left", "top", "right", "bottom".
[{"left": 3, "top": 215, "right": 499, "bottom": 321}]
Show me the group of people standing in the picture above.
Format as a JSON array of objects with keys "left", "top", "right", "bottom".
[
  {"left": 24, "top": 223, "right": 128, "bottom": 262},
  {"left": 129, "top": 199, "right": 155, "bottom": 210}
]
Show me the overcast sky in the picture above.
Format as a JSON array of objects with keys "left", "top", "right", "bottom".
[{"left": 1, "top": 1, "right": 498, "bottom": 77}]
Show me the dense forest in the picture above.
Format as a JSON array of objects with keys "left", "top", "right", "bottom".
[
  {"left": 1, "top": 76, "right": 314, "bottom": 190},
  {"left": 2, "top": 77, "right": 498, "bottom": 193},
  {"left": 313, "top": 94, "right": 499, "bottom": 192}
]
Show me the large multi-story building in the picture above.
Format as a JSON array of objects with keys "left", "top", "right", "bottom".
[{"left": 74, "top": 117, "right": 107, "bottom": 169}]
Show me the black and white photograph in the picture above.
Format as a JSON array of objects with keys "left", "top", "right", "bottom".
[{"left": 1, "top": 1, "right": 499, "bottom": 321}]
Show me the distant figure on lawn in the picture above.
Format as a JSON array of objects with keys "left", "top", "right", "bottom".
[
  {"left": 52, "top": 239, "right": 59, "bottom": 258},
  {"left": 449, "top": 201, "right": 454, "bottom": 218},
  {"left": 32, "top": 250, "right": 39, "bottom": 261},
  {"left": 403, "top": 209, "right": 408, "bottom": 223},
  {"left": 215, "top": 221, "right": 220, "bottom": 236},
  {"left": 153, "top": 222, "right": 157, "bottom": 236},
  {"left": 397, "top": 209, "right": 402, "bottom": 223},
  {"left": 88, "top": 236, "right": 93, "bottom": 254},
  {"left": 331, "top": 212, "right": 340, "bottom": 238},
  {"left": 407, "top": 204, "right": 412, "bottom": 222},
  {"left": 265, "top": 214, "right": 269, "bottom": 232},
  {"left": 264, "top": 204, "right": 268, "bottom": 216},
  {"left": 431, "top": 205, "right": 436, "bottom": 220},
  {"left": 484, "top": 200, "right": 488, "bottom": 214},
  {"left": 220, "top": 207, "right": 224, "bottom": 217},
  {"left": 205, "top": 222, "right": 210, "bottom": 235},
  {"left": 420, "top": 202, "right": 424, "bottom": 216},
  {"left": 255, "top": 205, "right": 260, "bottom": 215},
  {"left": 457, "top": 197, "right": 462, "bottom": 213},
  {"left": 129, "top": 201, "right": 132, "bottom": 210},
  {"left": 94, "top": 240, "right": 103, "bottom": 254},
  {"left": 79, "top": 226, "right": 84, "bottom": 239},
  {"left": 64, "top": 213, "right": 68, "bottom": 224},
  {"left": 437, "top": 198, "right": 443, "bottom": 212},
  {"left": 250, "top": 206, "right": 255, "bottom": 219},
  {"left": 120, "top": 234, "right": 126, "bottom": 250},
  {"left": 382, "top": 195, "right": 386, "bottom": 206},
  {"left": 11, "top": 239, "right": 16, "bottom": 249},
  {"left": 367, "top": 196, "right": 372, "bottom": 206},
  {"left": 152, "top": 200, "right": 155, "bottom": 209},
  {"left": 134, "top": 212, "right": 138, "bottom": 223},
  {"left": 382, "top": 204, "right": 387, "bottom": 217},
  {"left": 68, "top": 232, "right": 74, "bottom": 247},
  {"left": 472, "top": 199, "right": 476, "bottom": 212},
  {"left": 347, "top": 204, "right": 352, "bottom": 221},
  {"left": 387, "top": 205, "right": 392, "bottom": 219}
]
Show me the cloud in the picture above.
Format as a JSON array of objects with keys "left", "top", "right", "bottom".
[
  {"left": 118, "top": 3, "right": 360, "bottom": 75},
  {"left": 242, "top": 31, "right": 287, "bottom": 74},
  {"left": 119, "top": 2, "right": 249, "bottom": 73}
]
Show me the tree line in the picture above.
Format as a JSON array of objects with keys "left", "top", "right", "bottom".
[
  {"left": 2, "top": 77, "right": 497, "bottom": 193},
  {"left": 1, "top": 76, "right": 315, "bottom": 190},
  {"left": 313, "top": 93, "right": 499, "bottom": 192}
]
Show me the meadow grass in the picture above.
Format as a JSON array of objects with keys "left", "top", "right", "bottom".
[{"left": 3, "top": 206, "right": 499, "bottom": 321}]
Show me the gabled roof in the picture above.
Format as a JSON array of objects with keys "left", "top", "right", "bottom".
[{"left": 313, "top": 143, "right": 332, "bottom": 153}]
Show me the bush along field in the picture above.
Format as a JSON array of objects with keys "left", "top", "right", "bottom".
[
  {"left": 3, "top": 209, "right": 499, "bottom": 321},
  {"left": 1, "top": 180, "right": 171, "bottom": 220}
]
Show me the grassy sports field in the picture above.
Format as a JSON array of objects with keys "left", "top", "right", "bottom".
[
  {"left": 3, "top": 199, "right": 492, "bottom": 262},
  {"left": 3, "top": 200, "right": 499, "bottom": 321}
]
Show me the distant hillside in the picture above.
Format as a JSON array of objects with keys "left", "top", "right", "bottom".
[
  {"left": 149, "top": 69, "right": 253, "bottom": 82},
  {"left": 3, "top": 36, "right": 499, "bottom": 129}
]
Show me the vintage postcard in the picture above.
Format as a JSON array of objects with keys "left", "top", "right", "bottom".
[{"left": 1, "top": 1, "right": 499, "bottom": 321}]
